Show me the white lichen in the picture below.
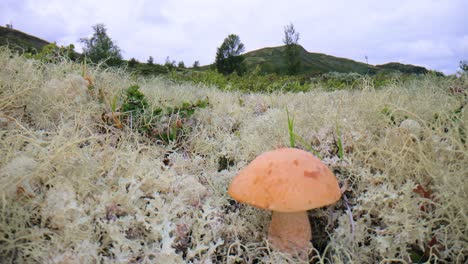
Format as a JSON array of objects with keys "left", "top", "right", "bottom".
[{"left": 0, "top": 47, "right": 466, "bottom": 263}]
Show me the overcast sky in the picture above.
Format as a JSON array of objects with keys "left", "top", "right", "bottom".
[{"left": 1, "top": 0, "right": 467, "bottom": 74}]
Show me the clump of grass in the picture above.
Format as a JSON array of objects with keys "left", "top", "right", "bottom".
[{"left": 286, "top": 108, "right": 322, "bottom": 158}]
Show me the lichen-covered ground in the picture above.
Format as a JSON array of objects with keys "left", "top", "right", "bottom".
[{"left": 0, "top": 47, "right": 467, "bottom": 263}]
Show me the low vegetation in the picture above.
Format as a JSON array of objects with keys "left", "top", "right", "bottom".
[
  {"left": 167, "top": 68, "right": 447, "bottom": 93},
  {"left": 0, "top": 47, "right": 467, "bottom": 263}
]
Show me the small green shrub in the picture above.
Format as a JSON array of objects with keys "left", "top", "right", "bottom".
[
  {"left": 120, "top": 84, "right": 208, "bottom": 145},
  {"left": 135, "top": 63, "right": 169, "bottom": 75},
  {"left": 121, "top": 85, "right": 148, "bottom": 115},
  {"left": 24, "top": 43, "right": 78, "bottom": 62},
  {"left": 153, "top": 98, "right": 209, "bottom": 145}
]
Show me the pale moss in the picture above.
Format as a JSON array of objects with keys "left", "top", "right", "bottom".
[{"left": 0, "top": 47, "right": 466, "bottom": 263}]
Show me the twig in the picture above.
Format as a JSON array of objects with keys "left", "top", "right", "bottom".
[
  {"left": 0, "top": 114, "right": 38, "bottom": 140},
  {"left": 342, "top": 193, "right": 355, "bottom": 241}
]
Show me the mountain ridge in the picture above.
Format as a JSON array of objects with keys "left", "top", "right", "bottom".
[{"left": 0, "top": 26, "right": 50, "bottom": 53}]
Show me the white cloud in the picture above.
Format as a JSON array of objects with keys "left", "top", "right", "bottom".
[
  {"left": 385, "top": 40, "right": 454, "bottom": 59},
  {"left": 1, "top": 0, "right": 467, "bottom": 73}
]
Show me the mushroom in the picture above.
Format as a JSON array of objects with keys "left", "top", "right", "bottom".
[{"left": 228, "top": 148, "right": 341, "bottom": 257}]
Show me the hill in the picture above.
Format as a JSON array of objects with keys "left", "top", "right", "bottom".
[
  {"left": 242, "top": 45, "right": 378, "bottom": 75},
  {"left": 204, "top": 45, "right": 430, "bottom": 76},
  {"left": 0, "top": 26, "right": 50, "bottom": 53},
  {"left": 376, "top": 62, "right": 428, "bottom": 74}
]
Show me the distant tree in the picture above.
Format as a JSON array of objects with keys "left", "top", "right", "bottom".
[
  {"left": 283, "top": 23, "right": 299, "bottom": 46},
  {"left": 283, "top": 23, "right": 302, "bottom": 75},
  {"left": 63, "top": 44, "right": 77, "bottom": 61},
  {"left": 215, "top": 34, "right": 246, "bottom": 75},
  {"left": 178, "top": 61, "right": 185, "bottom": 68},
  {"left": 460, "top": 60, "right": 468, "bottom": 73},
  {"left": 6, "top": 23, "right": 13, "bottom": 29},
  {"left": 193, "top": 60, "right": 200, "bottom": 68},
  {"left": 80, "top": 24, "right": 123, "bottom": 67},
  {"left": 165, "top": 56, "right": 176, "bottom": 70},
  {"left": 147, "top": 56, "right": 154, "bottom": 65},
  {"left": 128, "top": 58, "right": 138, "bottom": 68}
]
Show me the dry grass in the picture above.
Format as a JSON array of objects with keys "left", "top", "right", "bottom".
[{"left": 0, "top": 47, "right": 467, "bottom": 263}]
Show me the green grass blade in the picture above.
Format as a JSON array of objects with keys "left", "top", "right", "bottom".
[
  {"left": 336, "top": 125, "right": 344, "bottom": 159},
  {"left": 293, "top": 132, "right": 322, "bottom": 159},
  {"left": 286, "top": 108, "right": 295, "bottom": 148}
]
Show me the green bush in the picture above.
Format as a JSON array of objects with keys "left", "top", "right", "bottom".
[
  {"left": 122, "top": 85, "right": 148, "bottom": 114},
  {"left": 24, "top": 43, "right": 78, "bottom": 62},
  {"left": 120, "top": 84, "right": 208, "bottom": 145},
  {"left": 134, "top": 63, "right": 169, "bottom": 75}
]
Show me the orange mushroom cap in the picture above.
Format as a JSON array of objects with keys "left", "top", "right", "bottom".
[{"left": 228, "top": 148, "right": 341, "bottom": 212}]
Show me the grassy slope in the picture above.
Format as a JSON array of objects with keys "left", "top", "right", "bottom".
[
  {"left": 0, "top": 26, "right": 50, "bottom": 52},
  {"left": 0, "top": 48, "right": 466, "bottom": 263},
  {"left": 377, "top": 62, "right": 429, "bottom": 74},
  {"left": 202, "top": 45, "right": 430, "bottom": 76},
  {"left": 242, "top": 45, "right": 378, "bottom": 75}
]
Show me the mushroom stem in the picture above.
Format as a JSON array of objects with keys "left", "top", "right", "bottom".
[{"left": 268, "top": 211, "right": 311, "bottom": 257}]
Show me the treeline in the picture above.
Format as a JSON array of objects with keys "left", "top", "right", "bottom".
[{"left": 21, "top": 22, "right": 304, "bottom": 76}]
